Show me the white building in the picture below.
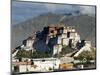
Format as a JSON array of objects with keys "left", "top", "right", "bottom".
[
  {"left": 61, "top": 33, "right": 67, "bottom": 38},
  {"left": 85, "top": 41, "right": 91, "bottom": 48},
  {"left": 53, "top": 44, "right": 62, "bottom": 55},
  {"left": 62, "top": 38, "right": 69, "bottom": 46},
  {"left": 57, "top": 36, "right": 62, "bottom": 44},
  {"left": 12, "top": 58, "right": 60, "bottom": 72},
  {"left": 23, "top": 37, "right": 35, "bottom": 51},
  {"left": 74, "top": 34, "right": 80, "bottom": 42},
  {"left": 63, "top": 28, "right": 67, "bottom": 34},
  {"left": 71, "top": 29, "right": 76, "bottom": 32},
  {"left": 69, "top": 32, "right": 76, "bottom": 39},
  {"left": 71, "top": 33, "right": 80, "bottom": 48},
  {"left": 26, "top": 38, "right": 34, "bottom": 48}
]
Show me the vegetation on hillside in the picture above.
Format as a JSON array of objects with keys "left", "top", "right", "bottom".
[
  {"left": 74, "top": 48, "right": 96, "bottom": 63},
  {"left": 16, "top": 49, "right": 52, "bottom": 58},
  {"left": 60, "top": 46, "right": 73, "bottom": 55}
]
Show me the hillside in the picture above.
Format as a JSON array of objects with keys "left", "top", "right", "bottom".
[{"left": 11, "top": 13, "right": 96, "bottom": 49}]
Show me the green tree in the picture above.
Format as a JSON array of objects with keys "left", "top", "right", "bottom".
[
  {"left": 16, "top": 50, "right": 33, "bottom": 58},
  {"left": 74, "top": 48, "right": 96, "bottom": 63},
  {"left": 32, "top": 50, "right": 52, "bottom": 58},
  {"left": 60, "top": 46, "right": 73, "bottom": 55}
]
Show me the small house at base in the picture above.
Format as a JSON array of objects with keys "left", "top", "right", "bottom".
[
  {"left": 59, "top": 63, "right": 73, "bottom": 70},
  {"left": 12, "top": 58, "right": 60, "bottom": 72}
]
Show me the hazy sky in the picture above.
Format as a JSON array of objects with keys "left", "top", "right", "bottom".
[{"left": 12, "top": 1, "right": 95, "bottom": 25}]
